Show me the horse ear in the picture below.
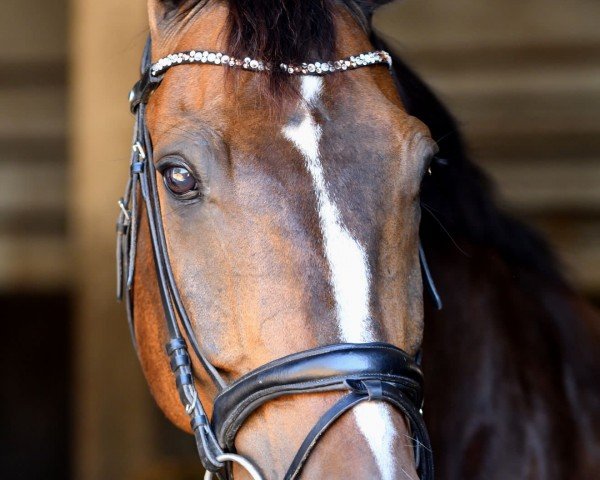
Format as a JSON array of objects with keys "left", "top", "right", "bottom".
[
  {"left": 354, "top": 0, "right": 396, "bottom": 17},
  {"left": 147, "top": 0, "right": 187, "bottom": 34}
]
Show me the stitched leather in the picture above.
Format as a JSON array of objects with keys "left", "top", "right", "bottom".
[
  {"left": 284, "top": 380, "right": 433, "bottom": 480},
  {"left": 212, "top": 342, "right": 424, "bottom": 449}
]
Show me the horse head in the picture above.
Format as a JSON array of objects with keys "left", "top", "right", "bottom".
[{"left": 121, "top": 1, "right": 437, "bottom": 478}]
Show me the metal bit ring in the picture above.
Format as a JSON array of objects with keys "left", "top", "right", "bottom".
[{"left": 203, "top": 453, "right": 264, "bottom": 480}]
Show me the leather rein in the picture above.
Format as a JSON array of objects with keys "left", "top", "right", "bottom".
[{"left": 117, "top": 37, "right": 436, "bottom": 480}]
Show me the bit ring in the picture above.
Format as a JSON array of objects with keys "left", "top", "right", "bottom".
[{"left": 203, "top": 453, "right": 263, "bottom": 480}]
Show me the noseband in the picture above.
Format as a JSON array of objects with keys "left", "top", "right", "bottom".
[{"left": 117, "top": 37, "right": 435, "bottom": 480}]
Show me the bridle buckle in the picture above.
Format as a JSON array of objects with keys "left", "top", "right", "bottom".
[
  {"left": 132, "top": 142, "right": 146, "bottom": 160},
  {"left": 117, "top": 199, "right": 130, "bottom": 223}
]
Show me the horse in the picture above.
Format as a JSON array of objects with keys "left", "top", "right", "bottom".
[{"left": 116, "top": 1, "right": 600, "bottom": 479}]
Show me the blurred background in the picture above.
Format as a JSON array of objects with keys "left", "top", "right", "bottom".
[{"left": 0, "top": 0, "right": 598, "bottom": 479}]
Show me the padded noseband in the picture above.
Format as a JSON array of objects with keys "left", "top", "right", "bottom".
[{"left": 212, "top": 342, "right": 432, "bottom": 479}]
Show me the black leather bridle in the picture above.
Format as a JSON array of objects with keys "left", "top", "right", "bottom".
[{"left": 117, "top": 37, "right": 437, "bottom": 480}]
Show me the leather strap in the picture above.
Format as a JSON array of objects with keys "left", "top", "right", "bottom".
[
  {"left": 420, "top": 243, "right": 443, "bottom": 310},
  {"left": 284, "top": 379, "right": 433, "bottom": 480},
  {"left": 211, "top": 343, "right": 433, "bottom": 480},
  {"left": 212, "top": 343, "right": 424, "bottom": 449},
  {"left": 128, "top": 37, "right": 162, "bottom": 113},
  {"left": 285, "top": 391, "right": 365, "bottom": 479},
  {"left": 117, "top": 37, "right": 228, "bottom": 471}
]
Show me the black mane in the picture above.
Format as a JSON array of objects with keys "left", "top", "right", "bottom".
[
  {"left": 163, "top": 0, "right": 378, "bottom": 93},
  {"left": 376, "top": 39, "right": 600, "bottom": 479},
  {"left": 160, "top": 1, "right": 408, "bottom": 94}
]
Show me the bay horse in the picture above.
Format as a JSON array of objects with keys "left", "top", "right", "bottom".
[{"left": 116, "top": 1, "right": 600, "bottom": 479}]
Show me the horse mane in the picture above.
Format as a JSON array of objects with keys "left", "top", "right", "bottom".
[
  {"left": 162, "top": 0, "right": 380, "bottom": 94},
  {"left": 373, "top": 35, "right": 600, "bottom": 476}
]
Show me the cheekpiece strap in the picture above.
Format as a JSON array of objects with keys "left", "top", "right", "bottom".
[{"left": 129, "top": 68, "right": 162, "bottom": 113}]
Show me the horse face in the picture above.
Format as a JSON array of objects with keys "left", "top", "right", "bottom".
[{"left": 134, "top": 1, "right": 436, "bottom": 478}]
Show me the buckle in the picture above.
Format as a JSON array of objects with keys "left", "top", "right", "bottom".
[
  {"left": 132, "top": 142, "right": 146, "bottom": 159},
  {"left": 117, "top": 199, "right": 130, "bottom": 223}
]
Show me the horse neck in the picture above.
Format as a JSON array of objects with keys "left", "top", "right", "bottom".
[{"left": 422, "top": 242, "right": 600, "bottom": 479}]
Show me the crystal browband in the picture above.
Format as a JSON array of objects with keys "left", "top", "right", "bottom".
[{"left": 150, "top": 50, "right": 392, "bottom": 78}]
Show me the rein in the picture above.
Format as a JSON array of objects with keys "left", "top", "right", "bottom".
[{"left": 117, "top": 37, "right": 435, "bottom": 480}]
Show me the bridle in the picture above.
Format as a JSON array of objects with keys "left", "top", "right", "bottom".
[{"left": 117, "top": 37, "right": 437, "bottom": 480}]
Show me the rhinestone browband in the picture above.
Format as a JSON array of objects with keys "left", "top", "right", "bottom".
[{"left": 150, "top": 50, "right": 392, "bottom": 78}]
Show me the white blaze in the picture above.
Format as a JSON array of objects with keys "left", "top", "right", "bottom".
[{"left": 282, "top": 76, "right": 397, "bottom": 480}]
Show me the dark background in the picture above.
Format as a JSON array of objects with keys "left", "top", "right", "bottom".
[{"left": 0, "top": 0, "right": 598, "bottom": 479}]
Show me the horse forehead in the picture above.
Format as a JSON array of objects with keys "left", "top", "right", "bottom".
[
  {"left": 275, "top": 84, "right": 424, "bottom": 173},
  {"left": 148, "top": 70, "right": 427, "bottom": 188}
]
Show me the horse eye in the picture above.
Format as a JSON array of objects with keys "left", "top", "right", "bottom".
[{"left": 163, "top": 166, "right": 199, "bottom": 198}]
